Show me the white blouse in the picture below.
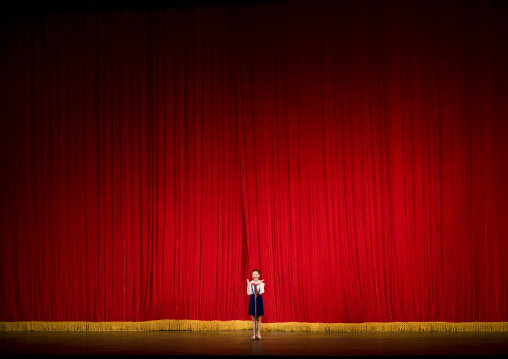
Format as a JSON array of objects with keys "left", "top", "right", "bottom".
[{"left": 247, "top": 281, "right": 265, "bottom": 295}]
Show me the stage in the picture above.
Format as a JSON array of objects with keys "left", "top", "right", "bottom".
[
  {"left": 2, "top": 2, "right": 508, "bottom": 355},
  {"left": 1, "top": 330, "right": 508, "bottom": 355}
]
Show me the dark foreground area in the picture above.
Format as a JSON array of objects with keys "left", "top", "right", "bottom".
[{"left": 1, "top": 330, "right": 508, "bottom": 355}]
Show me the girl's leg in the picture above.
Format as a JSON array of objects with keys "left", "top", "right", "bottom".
[
  {"left": 256, "top": 317, "right": 262, "bottom": 338},
  {"left": 251, "top": 316, "right": 256, "bottom": 339}
]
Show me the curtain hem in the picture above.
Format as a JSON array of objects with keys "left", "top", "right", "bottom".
[{"left": 1, "top": 321, "right": 507, "bottom": 332}]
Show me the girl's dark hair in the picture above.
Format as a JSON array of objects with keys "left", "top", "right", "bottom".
[{"left": 252, "top": 269, "right": 261, "bottom": 275}]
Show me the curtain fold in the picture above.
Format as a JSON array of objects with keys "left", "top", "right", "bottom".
[{"left": 1, "top": 0, "right": 507, "bottom": 323}]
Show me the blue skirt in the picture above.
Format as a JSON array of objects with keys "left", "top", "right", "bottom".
[{"left": 248, "top": 294, "right": 264, "bottom": 316}]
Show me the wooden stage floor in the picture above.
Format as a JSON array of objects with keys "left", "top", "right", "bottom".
[{"left": 1, "top": 330, "right": 508, "bottom": 356}]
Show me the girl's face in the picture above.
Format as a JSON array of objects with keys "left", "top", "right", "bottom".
[{"left": 252, "top": 271, "right": 260, "bottom": 281}]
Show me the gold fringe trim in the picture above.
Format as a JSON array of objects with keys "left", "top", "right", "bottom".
[{"left": 1, "top": 320, "right": 508, "bottom": 332}]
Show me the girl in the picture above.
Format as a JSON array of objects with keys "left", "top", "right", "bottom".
[{"left": 246, "top": 269, "right": 265, "bottom": 340}]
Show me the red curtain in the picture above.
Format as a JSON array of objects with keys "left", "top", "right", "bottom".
[{"left": 1, "top": 0, "right": 507, "bottom": 323}]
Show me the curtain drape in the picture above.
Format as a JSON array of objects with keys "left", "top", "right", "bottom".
[{"left": 1, "top": 0, "right": 507, "bottom": 323}]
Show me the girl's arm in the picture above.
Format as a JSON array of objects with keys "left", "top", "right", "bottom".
[
  {"left": 247, "top": 279, "right": 252, "bottom": 295},
  {"left": 259, "top": 281, "right": 265, "bottom": 294}
]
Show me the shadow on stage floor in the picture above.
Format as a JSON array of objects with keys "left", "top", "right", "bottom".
[{"left": 1, "top": 330, "right": 508, "bottom": 356}]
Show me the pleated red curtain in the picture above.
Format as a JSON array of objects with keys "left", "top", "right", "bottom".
[{"left": 1, "top": 0, "right": 507, "bottom": 323}]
